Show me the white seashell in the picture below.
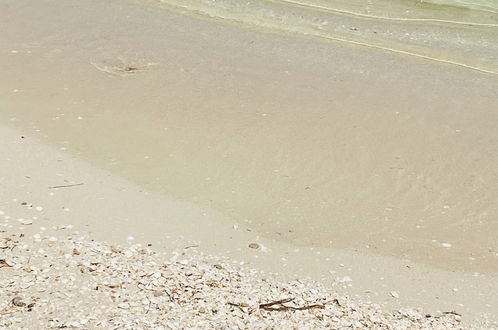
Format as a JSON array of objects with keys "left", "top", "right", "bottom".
[
  {"left": 336, "top": 276, "right": 352, "bottom": 283},
  {"left": 18, "top": 218, "right": 33, "bottom": 225}
]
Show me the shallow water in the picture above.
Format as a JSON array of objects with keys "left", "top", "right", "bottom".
[
  {"left": 2, "top": 0, "right": 498, "bottom": 276},
  {"left": 427, "top": 0, "right": 498, "bottom": 11},
  {"left": 158, "top": 0, "right": 498, "bottom": 74}
]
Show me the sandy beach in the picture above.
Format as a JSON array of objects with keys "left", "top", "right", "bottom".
[{"left": 1, "top": 0, "right": 498, "bottom": 327}]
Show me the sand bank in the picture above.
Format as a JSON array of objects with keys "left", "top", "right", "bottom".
[{"left": 1, "top": 0, "right": 498, "bottom": 325}]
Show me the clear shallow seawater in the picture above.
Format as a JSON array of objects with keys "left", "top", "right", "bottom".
[
  {"left": 157, "top": 0, "right": 498, "bottom": 74},
  {"left": 428, "top": 0, "right": 498, "bottom": 11},
  {"left": 2, "top": 0, "right": 498, "bottom": 274}
]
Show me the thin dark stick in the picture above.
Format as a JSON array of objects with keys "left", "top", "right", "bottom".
[
  {"left": 260, "top": 298, "right": 294, "bottom": 309},
  {"left": 259, "top": 298, "right": 327, "bottom": 312},
  {"left": 183, "top": 245, "right": 199, "bottom": 250},
  {"left": 48, "top": 183, "right": 84, "bottom": 189}
]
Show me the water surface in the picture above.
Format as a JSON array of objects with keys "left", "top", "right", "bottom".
[{"left": 157, "top": 0, "right": 498, "bottom": 74}]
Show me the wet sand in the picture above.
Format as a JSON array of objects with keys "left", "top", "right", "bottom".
[
  {"left": 1, "top": 0, "right": 498, "bottom": 325},
  {"left": 2, "top": 124, "right": 497, "bottom": 326}
]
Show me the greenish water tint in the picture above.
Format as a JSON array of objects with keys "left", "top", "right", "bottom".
[
  {"left": 158, "top": 0, "right": 498, "bottom": 74},
  {"left": 427, "top": 0, "right": 498, "bottom": 12}
]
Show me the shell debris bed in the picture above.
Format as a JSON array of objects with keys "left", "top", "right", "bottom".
[{"left": 0, "top": 228, "right": 465, "bottom": 329}]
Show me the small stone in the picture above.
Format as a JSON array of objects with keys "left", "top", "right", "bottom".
[
  {"left": 390, "top": 291, "right": 400, "bottom": 298},
  {"left": 153, "top": 290, "right": 164, "bottom": 297},
  {"left": 248, "top": 243, "right": 260, "bottom": 249}
]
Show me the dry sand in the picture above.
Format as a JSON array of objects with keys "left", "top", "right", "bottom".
[{"left": 1, "top": 0, "right": 498, "bottom": 327}]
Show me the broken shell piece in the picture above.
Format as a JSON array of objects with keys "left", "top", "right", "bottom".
[
  {"left": 18, "top": 219, "right": 33, "bottom": 225},
  {"left": 12, "top": 297, "right": 25, "bottom": 307},
  {"left": 248, "top": 243, "right": 260, "bottom": 249},
  {"left": 0, "top": 259, "right": 12, "bottom": 268},
  {"left": 336, "top": 276, "right": 352, "bottom": 283}
]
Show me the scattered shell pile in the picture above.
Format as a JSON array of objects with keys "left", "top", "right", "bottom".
[{"left": 0, "top": 230, "right": 463, "bottom": 329}]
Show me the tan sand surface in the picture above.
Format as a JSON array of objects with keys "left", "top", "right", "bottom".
[
  {"left": 1, "top": 0, "right": 498, "bottom": 326},
  {"left": 0, "top": 125, "right": 492, "bottom": 327}
]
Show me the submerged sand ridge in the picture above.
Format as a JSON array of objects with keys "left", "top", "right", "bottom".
[{"left": 1, "top": 0, "right": 498, "bottom": 278}]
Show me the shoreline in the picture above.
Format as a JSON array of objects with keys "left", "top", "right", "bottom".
[
  {"left": 1, "top": 124, "right": 497, "bottom": 326},
  {"left": 0, "top": 125, "right": 485, "bottom": 326},
  {"left": 1, "top": 0, "right": 498, "bottom": 326},
  {"left": 2, "top": 0, "right": 498, "bottom": 274}
]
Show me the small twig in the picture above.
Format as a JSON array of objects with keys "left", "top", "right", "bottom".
[
  {"left": 145, "top": 296, "right": 151, "bottom": 314},
  {"left": 183, "top": 245, "right": 199, "bottom": 250},
  {"left": 260, "top": 298, "right": 294, "bottom": 309},
  {"left": 441, "top": 311, "right": 462, "bottom": 317},
  {"left": 443, "top": 311, "right": 461, "bottom": 316},
  {"left": 48, "top": 183, "right": 84, "bottom": 189},
  {"left": 165, "top": 291, "right": 175, "bottom": 303},
  {"left": 259, "top": 298, "right": 327, "bottom": 311},
  {"left": 286, "top": 303, "right": 326, "bottom": 311},
  {"left": 228, "top": 302, "right": 246, "bottom": 313}
]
